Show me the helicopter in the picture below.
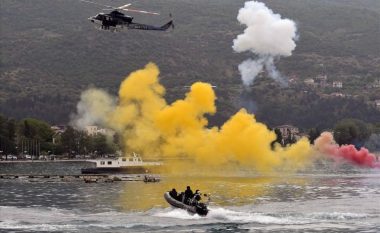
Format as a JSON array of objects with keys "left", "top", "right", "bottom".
[{"left": 81, "top": 0, "right": 174, "bottom": 31}]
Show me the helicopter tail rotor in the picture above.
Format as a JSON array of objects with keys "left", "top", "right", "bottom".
[{"left": 169, "top": 13, "right": 174, "bottom": 29}]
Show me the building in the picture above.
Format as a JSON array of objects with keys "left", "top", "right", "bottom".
[
  {"left": 85, "top": 126, "right": 99, "bottom": 136},
  {"left": 51, "top": 125, "right": 66, "bottom": 144},
  {"left": 332, "top": 81, "right": 343, "bottom": 88},
  {"left": 275, "top": 124, "right": 299, "bottom": 138},
  {"left": 375, "top": 100, "right": 380, "bottom": 110},
  {"left": 316, "top": 75, "right": 328, "bottom": 88},
  {"left": 316, "top": 75, "right": 327, "bottom": 81},
  {"left": 51, "top": 125, "right": 66, "bottom": 134},
  {"left": 330, "top": 92, "right": 345, "bottom": 98},
  {"left": 274, "top": 125, "right": 300, "bottom": 145},
  {"left": 288, "top": 74, "right": 299, "bottom": 85},
  {"left": 304, "top": 78, "right": 315, "bottom": 86},
  {"left": 85, "top": 126, "right": 113, "bottom": 136},
  {"left": 373, "top": 79, "right": 380, "bottom": 88},
  {"left": 288, "top": 78, "right": 297, "bottom": 85}
]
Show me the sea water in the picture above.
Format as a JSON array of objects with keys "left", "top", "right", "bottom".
[{"left": 0, "top": 162, "right": 379, "bottom": 232}]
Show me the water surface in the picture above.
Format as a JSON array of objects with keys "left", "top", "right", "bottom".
[{"left": 1, "top": 162, "right": 379, "bottom": 232}]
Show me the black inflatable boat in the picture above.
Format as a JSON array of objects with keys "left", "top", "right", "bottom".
[{"left": 164, "top": 192, "right": 209, "bottom": 216}]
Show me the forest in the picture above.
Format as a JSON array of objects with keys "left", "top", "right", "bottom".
[{"left": 0, "top": 0, "right": 379, "bottom": 129}]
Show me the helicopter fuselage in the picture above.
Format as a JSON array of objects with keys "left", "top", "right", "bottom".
[{"left": 89, "top": 10, "right": 133, "bottom": 29}]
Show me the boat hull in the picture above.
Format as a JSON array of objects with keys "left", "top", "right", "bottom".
[
  {"left": 81, "top": 166, "right": 154, "bottom": 174},
  {"left": 164, "top": 192, "right": 209, "bottom": 216}
]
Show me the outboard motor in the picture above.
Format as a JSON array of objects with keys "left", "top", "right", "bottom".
[{"left": 195, "top": 203, "right": 209, "bottom": 216}]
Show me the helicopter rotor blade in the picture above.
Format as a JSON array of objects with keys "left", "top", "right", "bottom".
[
  {"left": 81, "top": 0, "right": 160, "bottom": 15},
  {"left": 80, "top": 0, "right": 116, "bottom": 9},
  {"left": 118, "top": 3, "right": 132, "bottom": 9},
  {"left": 121, "top": 8, "right": 160, "bottom": 15}
]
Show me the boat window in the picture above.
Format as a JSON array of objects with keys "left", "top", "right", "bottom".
[
  {"left": 100, "top": 161, "right": 105, "bottom": 165},
  {"left": 107, "top": 161, "right": 112, "bottom": 165},
  {"left": 122, "top": 158, "right": 126, "bottom": 162}
]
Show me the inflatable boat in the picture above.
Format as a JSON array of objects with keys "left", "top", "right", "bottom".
[{"left": 164, "top": 192, "right": 209, "bottom": 216}]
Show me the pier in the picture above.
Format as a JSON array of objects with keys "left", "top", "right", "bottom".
[{"left": 0, "top": 174, "right": 158, "bottom": 183}]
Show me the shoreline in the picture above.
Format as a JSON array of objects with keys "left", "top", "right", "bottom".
[
  {"left": 0, "top": 173, "right": 154, "bottom": 182},
  {"left": 0, "top": 159, "right": 89, "bottom": 163}
]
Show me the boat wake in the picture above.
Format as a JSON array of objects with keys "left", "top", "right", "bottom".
[
  {"left": 154, "top": 207, "right": 307, "bottom": 224},
  {"left": 152, "top": 205, "right": 377, "bottom": 230},
  {"left": 0, "top": 205, "right": 377, "bottom": 232}
]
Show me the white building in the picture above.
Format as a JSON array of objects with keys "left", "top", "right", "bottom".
[
  {"left": 85, "top": 126, "right": 99, "bottom": 136},
  {"left": 375, "top": 100, "right": 380, "bottom": 110},
  {"left": 85, "top": 126, "right": 112, "bottom": 136},
  {"left": 275, "top": 125, "right": 299, "bottom": 138},
  {"left": 304, "top": 78, "right": 315, "bottom": 86},
  {"left": 373, "top": 79, "right": 380, "bottom": 88},
  {"left": 332, "top": 81, "right": 343, "bottom": 88}
]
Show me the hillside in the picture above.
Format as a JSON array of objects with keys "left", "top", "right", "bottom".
[{"left": 0, "top": 0, "right": 379, "bottom": 128}]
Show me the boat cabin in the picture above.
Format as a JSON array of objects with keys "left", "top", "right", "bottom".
[{"left": 90, "top": 153, "right": 161, "bottom": 168}]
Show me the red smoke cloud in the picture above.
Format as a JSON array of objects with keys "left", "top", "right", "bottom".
[{"left": 314, "top": 132, "right": 380, "bottom": 168}]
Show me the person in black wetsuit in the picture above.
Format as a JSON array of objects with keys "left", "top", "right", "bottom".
[
  {"left": 177, "top": 192, "right": 184, "bottom": 202},
  {"left": 190, "top": 190, "right": 202, "bottom": 206},
  {"left": 184, "top": 186, "right": 194, "bottom": 204},
  {"left": 169, "top": 188, "right": 178, "bottom": 199}
]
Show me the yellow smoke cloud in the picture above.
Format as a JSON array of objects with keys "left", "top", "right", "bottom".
[{"left": 74, "top": 63, "right": 312, "bottom": 174}]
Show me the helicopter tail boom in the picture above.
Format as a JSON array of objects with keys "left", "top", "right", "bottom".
[
  {"left": 159, "top": 20, "right": 174, "bottom": 30},
  {"left": 127, "top": 20, "right": 174, "bottom": 31}
]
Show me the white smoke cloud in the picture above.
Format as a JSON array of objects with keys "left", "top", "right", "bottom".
[
  {"left": 70, "top": 88, "right": 116, "bottom": 130},
  {"left": 238, "top": 58, "right": 265, "bottom": 86},
  {"left": 264, "top": 57, "right": 288, "bottom": 87},
  {"left": 233, "top": 1, "right": 297, "bottom": 86}
]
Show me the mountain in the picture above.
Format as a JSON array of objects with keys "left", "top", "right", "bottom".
[{"left": 1, "top": 0, "right": 379, "bottom": 128}]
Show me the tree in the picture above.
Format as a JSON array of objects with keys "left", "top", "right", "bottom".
[
  {"left": 60, "top": 126, "right": 76, "bottom": 156},
  {"left": 76, "top": 131, "right": 91, "bottom": 155},
  {"left": 271, "top": 128, "right": 283, "bottom": 148},
  {"left": 92, "top": 134, "right": 108, "bottom": 155},
  {"left": 18, "top": 118, "right": 54, "bottom": 153},
  {"left": 308, "top": 127, "right": 321, "bottom": 144},
  {"left": 19, "top": 118, "right": 53, "bottom": 140},
  {"left": 5, "top": 119, "right": 17, "bottom": 154},
  {"left": 23, "top": 120, "right": 33, "bottom": 138},
  {"left": 364, "top": 134, "right": 380, "bottom": 152},
  {"left": 90, "top": 134, "right": 118, "bottom": 156},
  {"left": 0, "top": 115, "right": 17, "bottom": 154},
  {"left": 333, "top": 118, "right": 371, "bottom": 147},
  {"left": 0, "top": 115, "right": 6, "bottom": 136},
  {"left": 371, "top": 123, "right": 380, "bottom": 134}
]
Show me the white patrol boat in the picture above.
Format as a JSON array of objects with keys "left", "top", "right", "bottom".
[{"left": 81, "top": 153, "right": 162, "bottom": 174}]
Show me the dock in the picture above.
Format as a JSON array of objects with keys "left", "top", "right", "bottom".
[{"left": 0, "top": 174, "right": 160, "bottom": 183}]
